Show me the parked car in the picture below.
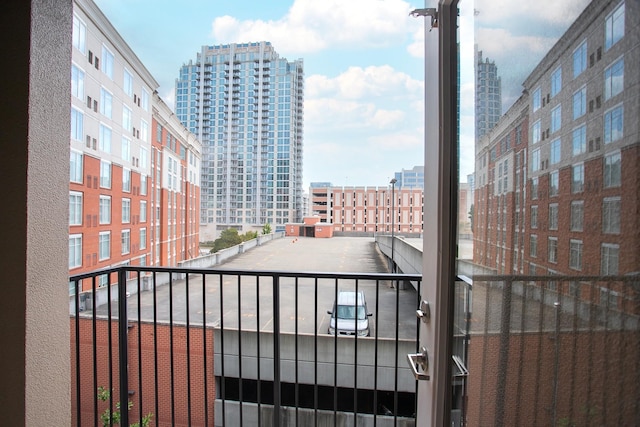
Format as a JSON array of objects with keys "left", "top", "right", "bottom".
[{"left": 327, "top": 291, "right": 372, "bottom": 336}]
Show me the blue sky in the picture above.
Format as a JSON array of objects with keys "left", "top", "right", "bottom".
[{"left": 93, "top": 0, "right": 590, "bottom": 189}]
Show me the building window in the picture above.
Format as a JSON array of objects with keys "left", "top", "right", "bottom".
[
  {"left": 604, "top": 57, "right": 624, "bottom": 101},
  {"left": 121, "top": 230, "right": 131, "bottom": 255},
  {"left": 101, "top": 45, "right": 114, "bottom": 79},
  {"left": 140, "top": 175, "right": 148, "bottom": 196},
  {"left": 532, "top": 87, "right": 541, "bottom": 112},
  {"left": 121, "top": 169, "right": 131, "bottom": 193},
  {"left": 602, "top": 197, "right": 621, "bottom": 234},
  {"left": 572, "top": 164, "right": 584, "bottom": 194},
  {"left": 99, "top": 195, "right": 111, "bottom": 224},
  {"left": 122, "top": 198, "right": 131, "bottom": 223},
  {"left": 100, "top": 160, "right": 111, "bottom": 188},
  {"left": 549, "top": 171, "right": 559, "bottom": 197},
  {"left": 532, "top": 148, "right": 541, "bottom": 172},
  {"left": 531, "top": 177, "right": 539, "bottom": 200},
  {"left": 573, "top": 40, "right": 587, "bottom": 78},
  {"left": 71, "top": 64, "right": 84, "bottom": 100},
  {"left": 72, "top": 14, "right": 86, "bottom": 54},
  {"left": 548, "top": 238, "right": 558, "bottom": 263},
  {"left": 532, "top": 120, "right": 541, "bottom": 144},
  {"left": 601, "top": 244, "right": 619, "bottom": 275},
  {"left": 604, "top": 104, "right": 624, "bottom": 144},
  {"left": 140, "top": 200, "right": 147, "bottom": 222},
  {"left": 140, "top": 146, "right": 148, "bottom": 169},
  {"left": 550, "top": 138, "right": 561, "bottom": 165},
  {"left": 100, "top": 87, "right": 113, "bottom": 119},
  {"left": 140, "top": 228, "right": 147, "bottom": 250},
  {"left": 123, "top": 69, "right": 134, "bottom": 97},
  {"left": 123, "top": 106, "right": 133, "bottom": 134},
  {"left": 99, "top": 231, "right": 110, "bottom": 261},
  {"left": 71, "top": 108, "right": 83, "bottom": 141},
  {"left": 122, "top": 136, "right": 131, "bottom": 163},
  {"left": 573, "top": 86, "right": 586, "bottom": 119},
  {"left": 70, "top": 151, "right": 83, "bottom": 183},
  {"left": 69, "top": 192, "right": 82, "bottom": 226},
  {"left": 141, "top": 120, "right": 149, "bottom": 142},
  {"left": 570, "top": 201, "right": 584, "bottom": 232},
  {"left": 69, "top": 234, "right": 82, "bottom": 269},
  {"left": 530, "top": 235, "right": 538, "bottom": 258},
  {"left": 551, "top": 66, "right": 562, "bottom": 97},
  {"left": 141, "top": 88, "right": 150, "bottom": 111},
  {"left": 549, "top": 203, "right": 559, "bottom": 230},
  {"left": 550, "top": 105, "right": 561, "bottom": 133},
  {"left": 572, "top": 124, "right": 587, "bottom": 156},
  {"left": 99, "top": 124, "right": 112, "bottom": 153},
  {"left": 569, "top": 240, "right": 583, "bottom": 271},
  {"left": 531, "top": 205, "right": 538, "bottom": 229},
  {"left": 605, "top": 2, "right": 625, "bottom": 50},
  {"left": 604, "top": 152, "right": 621, "bottom": 188}
]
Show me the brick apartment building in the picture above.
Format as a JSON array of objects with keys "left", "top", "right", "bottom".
[
  {"left": 70, "top": 0, "right": 201, "bottom": 292},
  {"left": 310, "top": 185, "right": 424, "bottom": 235},
  {"left": 474, "top": 0, "right": 639, "bottom": 282}
]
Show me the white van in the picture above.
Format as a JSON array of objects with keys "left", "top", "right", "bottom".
[{"left": 327, "top": 291, "right": 372, "bottom": 336}]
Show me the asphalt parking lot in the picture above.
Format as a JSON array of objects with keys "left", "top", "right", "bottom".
[{"left": 126, "top": 237, "right": 420, "bottom": 340}]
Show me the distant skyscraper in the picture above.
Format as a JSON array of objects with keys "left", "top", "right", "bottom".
[
  {"left": 475, "top": 46, "right": 502, "bottom": 141},
  {"left": 176, "top": 42, "right": 304, "bottom": 239},
  {"left": 394, "top": 166, "right": 425, "bottom": 189}
]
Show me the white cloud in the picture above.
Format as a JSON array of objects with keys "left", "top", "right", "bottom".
[
  {"left": 210, "top": 0, "right": 421, "bottom": 54},
  {"left": 475, "top": 0, "right": 591, "bottom": 27}
]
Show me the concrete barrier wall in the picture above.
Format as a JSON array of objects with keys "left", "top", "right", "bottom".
[
  {"left": 214, "top": 328, "right": 417, "bottom": 393},
  {"left": 70, "top": 232, "right": 285, "bottom": 313}
]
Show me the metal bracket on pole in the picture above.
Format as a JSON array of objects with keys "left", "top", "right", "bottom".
[{"left": 409, "top": 8, "right": 438, "bottom": 29}]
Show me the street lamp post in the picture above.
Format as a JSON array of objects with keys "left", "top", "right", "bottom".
[{"left": 390, "top": 178, "right": 397, "bottom": 273}]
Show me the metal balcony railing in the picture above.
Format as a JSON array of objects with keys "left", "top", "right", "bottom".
[{"left": 70, "top": 267, "right": 422, "bottom": 427}]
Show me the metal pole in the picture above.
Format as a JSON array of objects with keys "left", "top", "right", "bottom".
[
  {"left": 390, "top": 178, "right": 397, "bottom": 273},
  {"left": 117, "top": 269, "right": 129, "bottom": 427}
]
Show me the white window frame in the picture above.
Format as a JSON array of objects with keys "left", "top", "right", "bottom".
[
  {"left": 572, "top": 124, "right": 586, "bottom": 156},
  {"left": 141, "top": 88, "right": 150, "bottom": 111},
  {"left": 548, "top": 237, "right": 558, "bottom": 263},
  {"left": 122, "top": 136, "right": 131, "bottom": 163},
  {"left": 532, "top": 87, "right": 541, "bottom": 112},
  {"left": 530, "top": 235, "right": 538, "bottom": 258},
  {"left": 140, "top": 175, "right": 148, "bottom": 195},
  {"left": 601, "top": 244, "right": 619, "bottom": 275},
  {"left": 140, "top": 119, "right": 149, "bottom": 142},
  {"left": 70, "top": 150, "right": 83, "bottom": 184},
  {"left": 122, "top": 105, "right": 133, "bottom": 134},
  {"left": 140, "top": 228, "right": 147, "bottom": 250},
  {"left": 121, "top": 229, "right": 131, "bottom": 255},
  {"left": 123, "top": 68, "right": 134, "bottom": 97},
  {"left": 71, "top": 107, "right": 83, "bottom": 141},
  {"left": 551, "top": 66, "right": 562, "bottom": 97},
  {"left": 571, "top": 164, "right": 584, "bottom": 194},
  {"left": 140, "top": 200, "right": 147, "bottom": 223},
  {"left": 570, "top": 200, "right": 584, "bottom": 232},
  {"left": 69, "top": 191, "right": 83, "bottom": 226},
  {"left": 604, "top": 151, "right": 621, "bottom": 188},
  {"left": 122, "top": 198, "right": 131, "bottom": 224},
  {"left": 604, "top": 57, "right": 624, "bottom": 101},
  {"left": 69, "top": 234, "right": 82, "bottom": 269},
  {"left": 71, "top": 64, "right": 84, "bottom": 100},
  {"left": 572, "top": 86, "right": 586, "bottom": 120},
  {"left": 101, "top": 44, "right": 114, "bottom": 79},
  {"left": 99, "top": 124, "right": 112, "bottom": 153},
  {"left": 531, "top": 205, "right": 538, "bottom": 229},
  {"left": 100, "top": 160, "right": 111, "bottom": 189},
  {"left": 604, "top": 104, "right": 624, "bottom": 144},
  {"left": 550, "top": 105, "right": 561, "bottom": 133},
  {"left": 573, "top": 40, "right": 587, "bottom": 78},
  {"left": 531, "top": 148, "right": 540, "bottom": 172},
  {"left": 72, "top": 14, "right": 86, "bottom": 54},
  {"left": 549, "top": 171, "right": 559, "bottom": 197},
  {"left": 605, "top": 2, "right": 625, "bottom": 50},
  {"left": 98, "top": 231, "right": 111, "bottom": 261},
  {"left": 532, "top": 120, "right": 541, "bottom": 144},
  {"left": 122, "top": 168, "right": 131, "bottom": 193},
  {"left": 99, "top": 195, "right": 111, "bottom": 224},
  {"left": 569, "top": 239, "right": 583, "bottom": 271},
  {"left": 549, "top": 203, "right": 559, "bottom": 230},
  {"left": 550, "top": 138, "right": 561, "bottom": 164},
  {"left": 602, "top": 197, "right": 621, "bottom": 234},
  {"left": 100, "top": 87, "right": 113, "bottom": 119}
]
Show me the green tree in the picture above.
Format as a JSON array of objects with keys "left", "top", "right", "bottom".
[
  {"left": 262, "top": 222, "right": 272, "bottom": 235},
  {"left": 212, "top": 228, "right": 242, "bottom": 252},
  {"left": 97, "top": 386, "right": 152, "bottom": 427},
  {"left": 241, "top": 231, "right": 258, "bottom": 241}
]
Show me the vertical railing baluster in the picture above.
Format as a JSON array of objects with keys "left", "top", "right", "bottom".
[
  {"left": 394, "top": 277, "right": 400, "bottom": 426},
  {"left": 117, "top": 268, "right": 129, "bottom": 427},
  {"left": 74, "top": 279, "right": 81, "bottom": 427},
  {"left": 152, "top": 272, "right": 159, "bottom": 426},
  {"left": 495, "top": 277, "right": 512, "bottom": 426},
  {"left": 256, "top": 276, "right": 262, "bottom": 427},
  {"left": 202, "top": 272, "right": 209, "bottom": 427},
  {"left": 219, "top": 273, "right": 226, "bottom": 426},
  {"left": 169, "top": 272, "right": 176, "bottom": 426},
  {"left": 333, "top": 277, "right": 339, "bottom": 426},
  {"left": 185, "top": 273, "right": 192, "bottom": 426},
  {"left": 273, "top": 273, "right": 282, "bottom": 426},
  {"left": 373, "top": 277, "right": 380, "bottom": 426},
  {"left": 237, "top": 274, "right": 243, "bottom": 426},
  {"left": 295, "top": 276, "right": 299, "bottom": 425},
  {"left": 92, "top": 276, "right": 99, "bottom": 427},
  {"left": 353, "top": 278, "right": 359, "bottom": 424},
  {"left": 136, "top": 272, "right": 143, "bottom": 425},
  {"left": 314, "top": 277, "right": 319, "bottom": 425}
]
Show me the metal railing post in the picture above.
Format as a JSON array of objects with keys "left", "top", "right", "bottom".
[
  {"left": 117, "top": 268, "right": 129, "bottom": 427},
  {"left": 273, "top": 273, "right": 281, "bottom": 425}
]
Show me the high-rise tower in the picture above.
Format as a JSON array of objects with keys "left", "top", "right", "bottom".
[
  {"left": 176, "top": 42, "right": 304, "bottom": 239},
  {"left": 475, "top": 46, "right": 502, "bottom": 141}
]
